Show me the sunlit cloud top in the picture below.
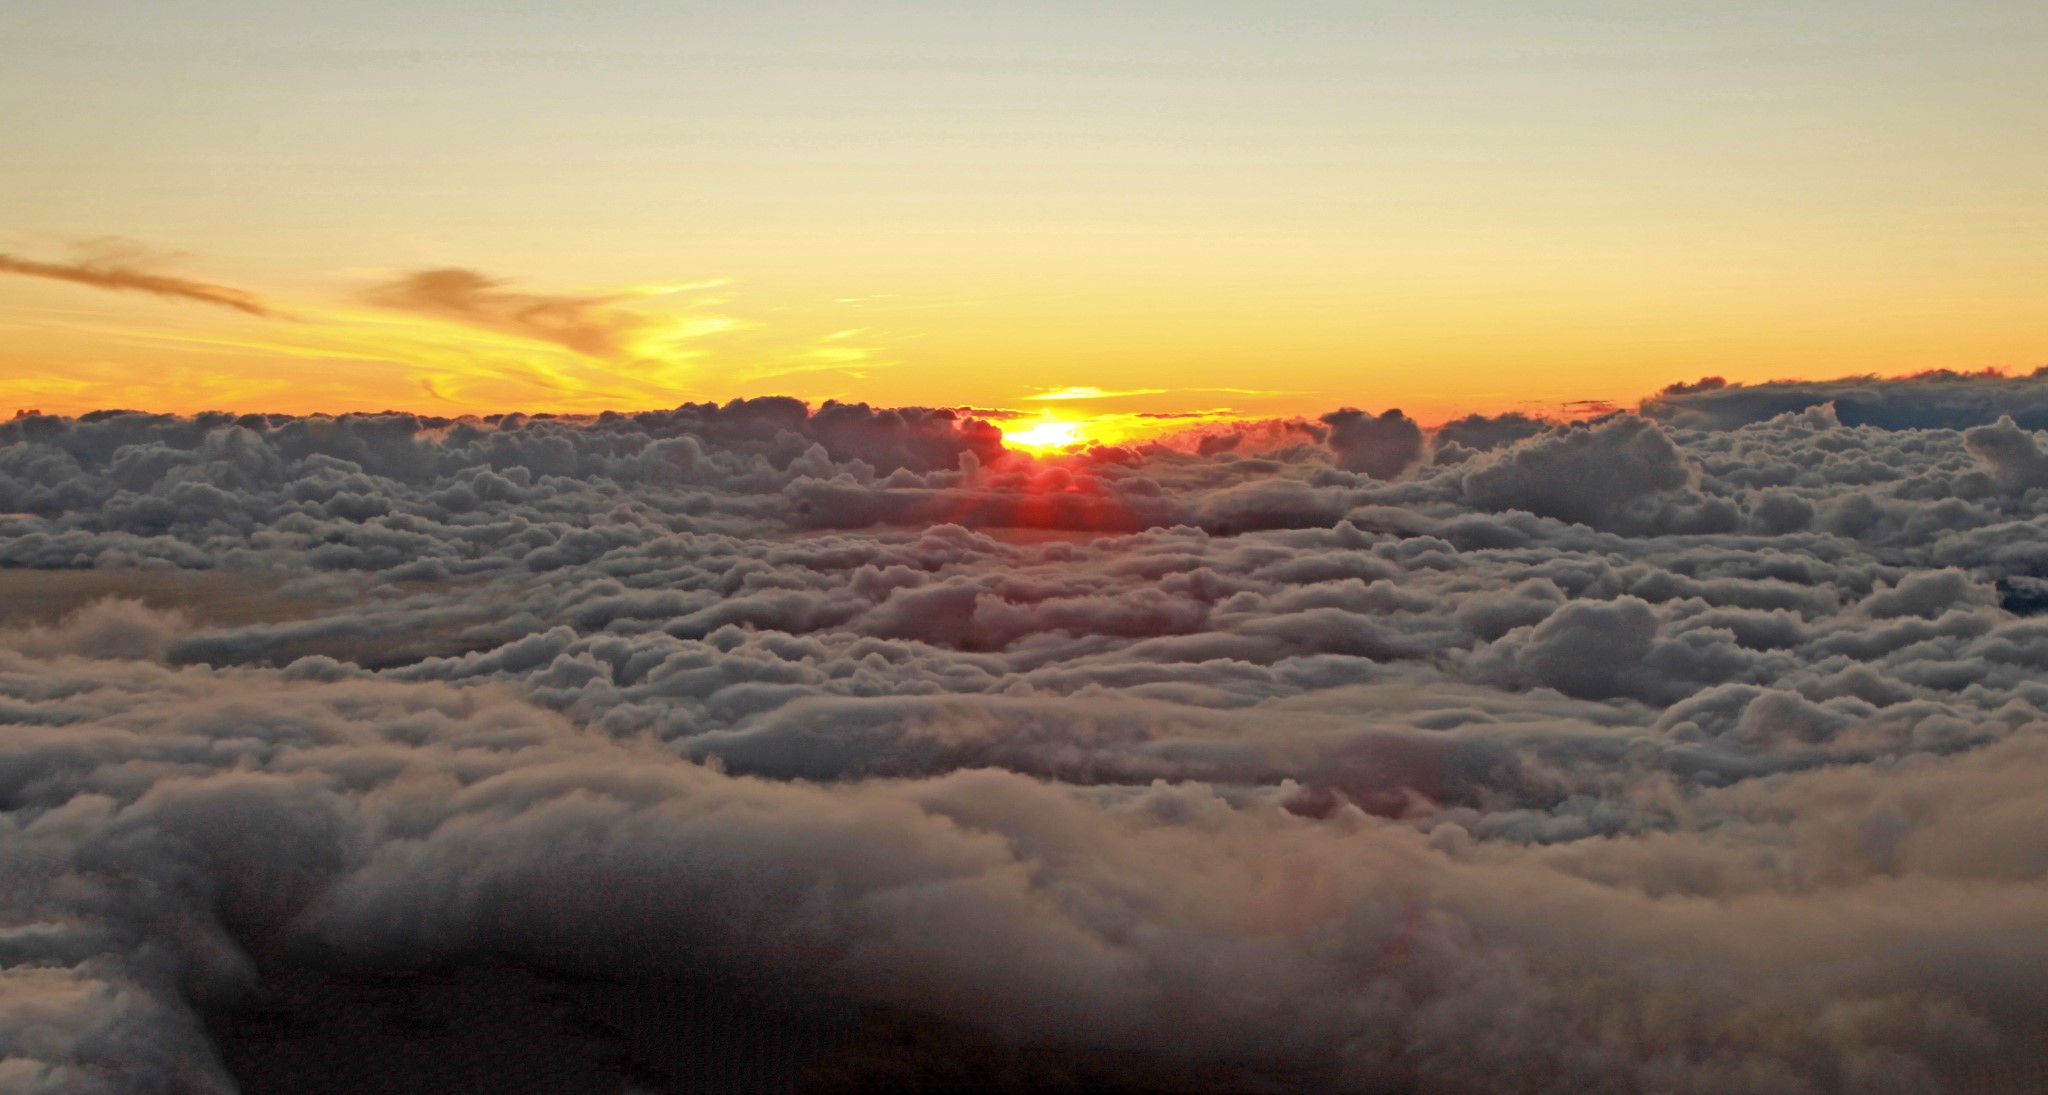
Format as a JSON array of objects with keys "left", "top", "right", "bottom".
[{"left": 1027, "top": 386, "right": 1169, "bottom": 402}]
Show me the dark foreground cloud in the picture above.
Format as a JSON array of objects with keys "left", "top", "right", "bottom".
[
  {"left": 0, "top": 243, "right": 277, "bottom": 317},
  {"left": 9, "top": 373, "right": 2048, "bottom": 1093}
]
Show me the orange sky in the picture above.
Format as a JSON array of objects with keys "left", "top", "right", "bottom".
[{"left": 2, "top": 2, "right": 2044, "bottom": 436}]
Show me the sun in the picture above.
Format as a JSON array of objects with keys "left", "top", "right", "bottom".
[{"left": 1004, "top": 416, "right": 1083, "bottom": 453}]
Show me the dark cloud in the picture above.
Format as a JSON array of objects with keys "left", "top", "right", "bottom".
[
  {"left": 1431, "top": 411, "right": 1552, "bottom": 454},
  {"left": 1318, "top": 407, "right": 1422, "bottom": 479},
  {"left": 0, "top": 243, "right": 277, "bottom": 317},
  {"left": 9, "top": 373, "right": 2048, "bottom": 1092},
  {"left": 1643, "top": 368, "right": 2048, "bottom": 430}
]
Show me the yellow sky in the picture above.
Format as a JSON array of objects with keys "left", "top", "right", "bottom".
[{"left": 1, "top": 2, "right": 2044, "bottom": 431}]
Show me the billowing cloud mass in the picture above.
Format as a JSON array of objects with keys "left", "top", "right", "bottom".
[
  {"left": 11, "top": 375, "right": 2048, "bottom": 1092},
  {"left": 1319, "top": 407, "right": 1422, "bottom": 479},
  {"left": 0, "top": 244, "right": 277, "bottom": 317}
]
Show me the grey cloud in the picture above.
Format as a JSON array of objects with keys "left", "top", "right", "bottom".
[
  {"left": 1964, "top": 415, "right": 2048, "bottom": 494},
  {"left": 1643, "top": 369, "right": 2048, "bottom": 431},
  {"left": 1460, "top": 415, "right": 1696, "bottom": 531},
  {"left": 1319, "top": 407, "right": 1423, "bottom": 479},
  {"left": 1431, "top": 411, "right": 1552, "bottom": 454}
]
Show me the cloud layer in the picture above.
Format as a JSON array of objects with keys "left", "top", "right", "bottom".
[{"left": 9, "top": 374, "right": 2048, "bottom": 1092}]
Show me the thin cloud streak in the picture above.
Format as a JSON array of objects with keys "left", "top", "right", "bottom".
[
  {"left": 362, "top": 267, "right": 648, "bottom": 357},
  {"left": 1027, "top": 386, "right": 1169, "bottom": 401},
  {"left": 0, "top": 248, "right": 279, "bottom": 317},
  {"left": 1028, "top": 385, "right": 1310, "bottom": 402}
]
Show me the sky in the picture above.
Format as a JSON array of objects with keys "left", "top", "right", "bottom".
[{"left": 2, "top": 0, "right": 2045, "bottom": 431}]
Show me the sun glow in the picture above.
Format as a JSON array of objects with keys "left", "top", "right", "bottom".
[{"left": 1003, "top": 416, "right": 1083, "bottom": 452}]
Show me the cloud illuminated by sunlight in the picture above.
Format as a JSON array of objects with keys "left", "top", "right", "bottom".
[
  {"left": 1002, "top": 416, "right": 1084, "bottom": 452},
  {"left": 1025, "top": 385, "right": 1308, "bottom": 404},
  {"left": 996, "top": 407, "right": 1255, "bottom": 453},
  {"left": 0, "top": 263, "right": 901, "bottom": 416},
  {"left": 1026, "top": 386, "right": 1168, "bottom": 401},
  {"left": 625, "top": 278, "right": 733, "bottom": 298}
]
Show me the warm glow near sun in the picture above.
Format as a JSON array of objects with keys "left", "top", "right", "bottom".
[{"left": 1003, "top": 417, "right": 1084, "bottom": 453}]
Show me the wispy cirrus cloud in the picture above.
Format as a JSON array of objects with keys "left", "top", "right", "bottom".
[
  {"left": 0, "top": 241, "right": 279, "bottom": 317},
  {"left": 0, "top": 250, "right": 869, "bottom": 414},
  {"left": 1027, "top": 385, "right": 1306, "bottom": 402},
  {"left": 361, "top": 267, "right": 650, "bottom": 357},
  {"left": 1026, "top": 386, "right": 1168, "bottom": 401}
]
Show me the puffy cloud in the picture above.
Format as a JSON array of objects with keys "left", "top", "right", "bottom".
[
  {"left": 1460, "top": 415, "right": 1697, "bottom": 530},
  {"left": 1431, "top": 411, "right": 1552, "bottom": 454},
  {"left": 1963, "top": 415, "right": 2048, "bottom": 494},
  {"left": 9, "top": 373, "right": 2048, "bottom": 1092},
  {"left": 1319, "top": 407, "right": 1423, "bottom": 479}
]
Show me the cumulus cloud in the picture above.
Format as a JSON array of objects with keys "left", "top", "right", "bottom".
[
  {"left": 1460, "top": 414, "right": 1702, "bottom": 531},
  {"left": 10, "top": 372, "right": 2048, "bottom": 1092},
  {"left": 0, "top": 242, "right": 277, "bottom": 317},
  {"left": 1319, "top": 407, "right": 1422, "bottom": 479},
  {"left": 1431, "top": 411, "right": 1551, "bottom": 454},
  {"left": 1964, "top": 415, "right": 2048, "bottom": 495}
]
